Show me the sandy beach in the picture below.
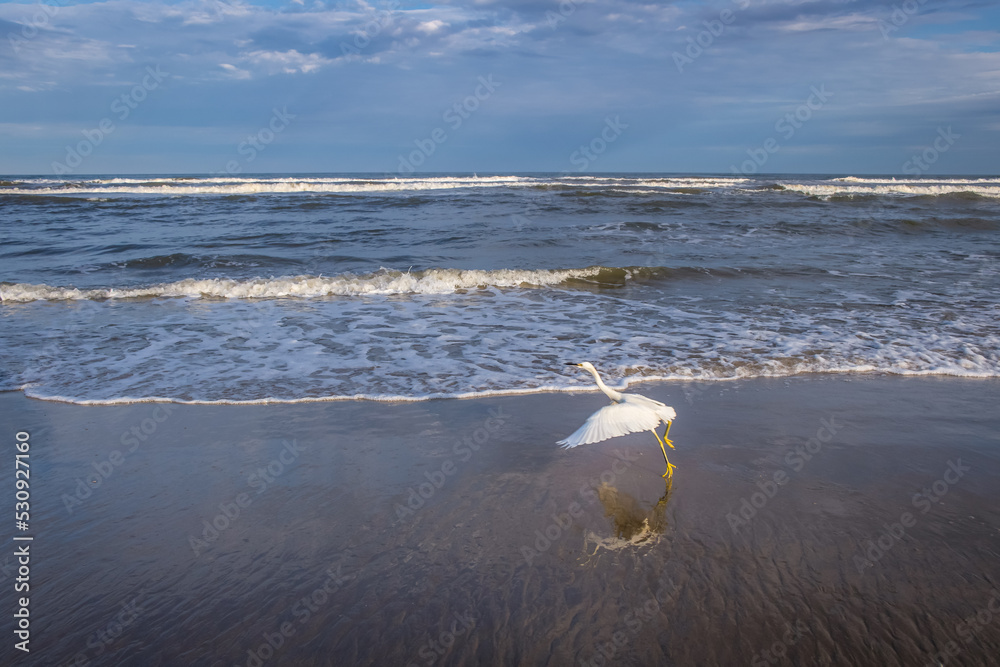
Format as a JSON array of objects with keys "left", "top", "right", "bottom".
[{"left": 2, "top": 374, "right": 999, "bottom": 666}]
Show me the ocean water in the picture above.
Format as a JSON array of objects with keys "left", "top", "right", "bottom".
[{"left": 1, "top": 173, "right": 998, "bottom": 404}]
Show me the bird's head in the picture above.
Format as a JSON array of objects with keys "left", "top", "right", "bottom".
[{"left": 565, "top": 361, "right": 596, "bottom": 372}]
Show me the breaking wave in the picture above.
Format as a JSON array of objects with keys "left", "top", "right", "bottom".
[{"left": 0, "top": 266, "right": 629, "bottom": 302}]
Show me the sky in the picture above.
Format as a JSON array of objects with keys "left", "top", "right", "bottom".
[{"left": 0, "top": 0, "right": 998, "bottom": 175}]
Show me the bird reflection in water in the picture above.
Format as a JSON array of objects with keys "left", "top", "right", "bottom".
[{"left": 585, "top": 477, "right": 674, "bottom": 554}]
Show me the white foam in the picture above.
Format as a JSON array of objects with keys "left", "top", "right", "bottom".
[
  {"left": 8, "top": 174, "right": 997, "bottom": 198},
  {"left": 632, "top": 177, "right": 750, "bottom": 188},
  {"left": 779, "top": 181, "right": 1000, "bottom": 198},
  {"left": 0, "top": 267, "right": 605, "bottom": 302},
  {"left": 0, "top": 175, "right": 537, "bottom": 196},
  {"left": 1, "top": 175, "right": 755, "bottom": 197},
  {"left": 831, "top": 176, "right": 1000, "bottom": 184},
  {"left": 8, "top": 282, "right": 998, "bottom": 405}
]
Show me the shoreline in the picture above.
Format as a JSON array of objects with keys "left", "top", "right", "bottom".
[
  {"left": 9, "top": 368, "right": 1000, "bottom": 406},
  {"left": 1, "top": 373, "right": 999, "bottom": 665}
]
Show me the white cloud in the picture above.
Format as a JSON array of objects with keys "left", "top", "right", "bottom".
[
  {"left": 777, "top": 13, "right": 881, "bottom": 32},
  {"left": 416, "top": 19, "right": 449, "bottom": 34},
  {"left": 219, "top": 62, "right": 252, "bottom": 79},
  {"left": 181, "top": 0, "right": 254, "bottom": 26},
  {"left": 244, "top": 48, "right": 334, "bottom": 74}
]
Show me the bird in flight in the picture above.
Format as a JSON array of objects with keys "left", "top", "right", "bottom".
[{"left": 558, "top": 362, "right": 677, "bottom": 477}]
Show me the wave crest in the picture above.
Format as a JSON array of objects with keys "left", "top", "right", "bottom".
[
  {"left": 0, "top": 267, "right": 619, "bottom": 302},
  {"left": 780, "top": 182, "right": 1000, "bottom": 199}
]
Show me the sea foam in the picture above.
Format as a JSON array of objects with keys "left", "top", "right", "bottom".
[{"left": 0, "top": 267, "right": 608, "bottom": 302}]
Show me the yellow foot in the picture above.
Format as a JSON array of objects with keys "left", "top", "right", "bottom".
[
  {"left": 664, "top": 438, "right": 675, "bottom": 449},
  {"left": 662, "top": 462, "right": 676, "bottom": 478}
]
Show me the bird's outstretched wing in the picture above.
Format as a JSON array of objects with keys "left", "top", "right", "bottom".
[
  {"left": 620, "top": 393, "right": 676, "bottom": 423},
  {"left": 557, "top": 401, "right": 663, "bottom": 448}
]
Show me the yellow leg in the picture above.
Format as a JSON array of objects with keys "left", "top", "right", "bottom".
[
  {"left": 652, "top": 429, "right": 676, "bottom": 478},
  {"left": 662, "top": 420, "right": 674, "bottom": 449}
]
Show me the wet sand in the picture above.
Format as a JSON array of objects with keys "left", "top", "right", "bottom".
[{"left": 1, "top": 374, "right": 999, "bottom": 666}]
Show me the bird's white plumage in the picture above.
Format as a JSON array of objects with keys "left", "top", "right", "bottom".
[
  {"left": 559, "top": 362, "right": 677, "bottom": 476},
  {"left": 558, "top": 399, "right": 659, "bottom": 448},
  {"left": 618, "top": 392, "right": 677, "bottom": 423},
  {"left": 557, "top": 369, "right": 677, "bottom": 448}
]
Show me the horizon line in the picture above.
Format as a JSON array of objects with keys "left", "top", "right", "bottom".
[{"left": 3, "top": 171, "right": 998, "bottom": 178}]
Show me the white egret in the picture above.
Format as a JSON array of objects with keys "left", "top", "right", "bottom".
[{"left": 558, "top": 362, "right": 677, "bottom": 477}]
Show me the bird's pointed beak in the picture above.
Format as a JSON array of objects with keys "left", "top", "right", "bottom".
[{"left": 564, "top": 362, "right": 581, "bottom": 367}]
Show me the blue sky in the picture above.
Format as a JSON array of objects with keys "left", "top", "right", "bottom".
[{"left": 0, "top": 0, "right": 997, "bottom": 175}]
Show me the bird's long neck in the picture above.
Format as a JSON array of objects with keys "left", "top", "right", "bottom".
[{"left": 587, "top": 366, "right": 623, "bottom": 402}]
